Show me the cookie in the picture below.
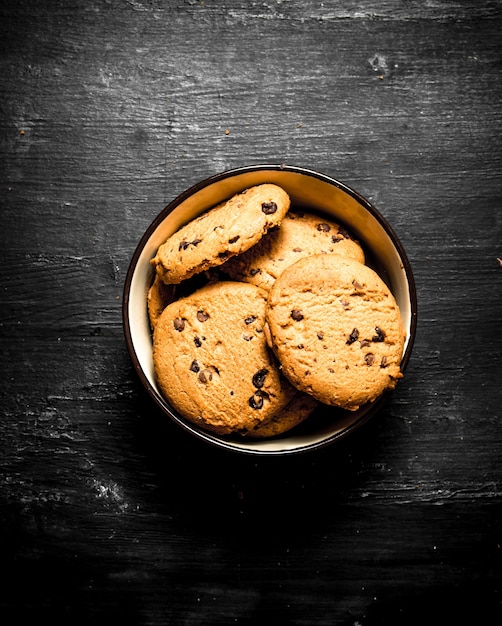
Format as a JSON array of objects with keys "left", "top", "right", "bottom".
[
  {"left": 222, "top": 210, "right": 365, "bottom": 291},
  {"left": 147, "top": 270, "right": 217, "bottom": 331},
  {"left": 150, "top": 184, "right": 291, "bottom": 285},
  {"left": 147, "top": 273, "right": 175, "bottom": 330},
  {"left": 265, "top": 254, "right": 405, "bottom": 410},
  {"left": 153, "top": 280, "right": 299, "bottom": 436},
  {"left": 243, "top": 391, "right": 318, "bottom": 439}
]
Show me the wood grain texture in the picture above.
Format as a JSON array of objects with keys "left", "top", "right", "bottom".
[{"left": 1, "top": 0, "right": 501, "bottom": 623}]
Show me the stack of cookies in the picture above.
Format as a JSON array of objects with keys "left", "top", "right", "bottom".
[{"left": 148, "top": 184, "right": 405, "bottom": 439}]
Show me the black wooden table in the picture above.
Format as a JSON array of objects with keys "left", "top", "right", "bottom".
[{"left": 1, "top": 1, "right": 501, "bottom": 624}]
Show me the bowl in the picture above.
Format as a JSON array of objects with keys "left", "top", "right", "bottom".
[{"left": 122, "top": 164, "right": 417, "bottom": 455}]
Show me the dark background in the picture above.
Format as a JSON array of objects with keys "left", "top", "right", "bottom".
[{"left": 1, "top": 1, "right": 501, "bottom": 624}]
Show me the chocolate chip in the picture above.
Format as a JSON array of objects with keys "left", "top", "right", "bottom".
[
  {"left": 194, "top": 336, "right": 202, "bottom": 347},
  {"left": 190, "top": 360, "right": 200, "bottom": 373},
  {"left": 338, "top": 226, "right": 350, "bottom": 239},
  {"left": 250, "top": 268, "right": 261, "bottom": 276},
  {"left": 352, "top": 280, "right": 364, "bottom": 290},
  {"left": 198, "top": 366, "right": 218, "bottom": 383},
  {"left": 261, "top": 201, "right": 278, "bottom": 215},
  {"left": 228, "top": 235, "right": 240, "bottom": 244},
  {"left": 252, "top": 368, "right": 268, "bottom": 388},
  {"left": 359, "top": 339, "right": 371, "bottom": 348},
  {"left": 317, "top": 331, "right": 324, "bottom": 340},
  {"left": 380, "top": 356, "right": 389, "bottom": 368},
  {"left": 198, "top": 370, "right": 210, "bottom": 383},
  {"left": 248, "top": 390, "right": 269, "bottom": 409},
  {"left": 218, "top": 251, "right": 229, "bottom": 260},
  {"left": 245, "top": 315, "right": 257, "bottom": 324},
  {"left": 372, "top": 327, "right": 385, "bottom": 342},
  {"left": 197, "top": 310, "right": 209, "bottom": 322},
  {"left": 331, "top": 235, "right": 343, "bottom": 244},
  {"left": 173, "top": 318, "right": 185, "bottom": 331},
  {"left": 293, "top": 247, "right": 302, "bottom": 252},
  {"left": 242, "top": 333, "right": 253, "bottom": 341},
  {"left": 317, "top": 223, "right": 331, "bottom": 232},
  {"left": 365, "top": 353, "right": 375, "bottom": 366},
  {"left": 346, "top": 328, "right": 359, "bottom": 344},
  {"left": 291, "top": 309, "right": 304, "bottom": 321},
  {"left": 179, "top": 238, "right": 202, "bottom": 251}
]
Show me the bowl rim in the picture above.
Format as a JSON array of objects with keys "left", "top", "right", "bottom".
[{"left": 122, "top": 164, "right": 417, "bottom": 456}]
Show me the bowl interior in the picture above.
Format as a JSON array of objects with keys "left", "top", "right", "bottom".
[{"left": 124, "top": 165, "right": 416, "bottom": 455}]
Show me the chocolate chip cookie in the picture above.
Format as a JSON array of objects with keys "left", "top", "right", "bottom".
[
  {"left": 153, "top": 280, "right": 299, "bottom": 436},
  {"left": 151, "top": 184, "right": 291, "bottom": 285},
  {"left": 147, "top": 273, "right": 174, "bottom": 331},
  {"left": 222, "top": 210, "right": 364, "bottom": 291},
  {"left": 265, "top": 254, "right": 405, "bottom": 410},
  {"left": 243, "top": 391, "right": 318, "bottom": 439}
]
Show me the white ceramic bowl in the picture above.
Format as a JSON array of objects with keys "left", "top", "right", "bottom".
[{"left": 123, "top": 165, "right": 417, "bottom": 455}]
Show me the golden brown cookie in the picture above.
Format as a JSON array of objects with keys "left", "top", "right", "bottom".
[
  {"left": 153, "top": 281, "right": 299, "bottom": 436},
  {"left": 222, "top": 210, "right": 364, "bottom": 291},
  {"left": 147, "top": 270, "right": 219, "bottom": 331},
  {"left": 147, "top": 273, "right": 175, "bottom": 330},
  {"left": 265, "top": 255, "right": 405, "bottom": 410},
  {"left": 150, "top": 184, "right": 291, "bottom": 285},
  {"left": 243, "top": 391, "right": 318, "bottom": 439}
]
